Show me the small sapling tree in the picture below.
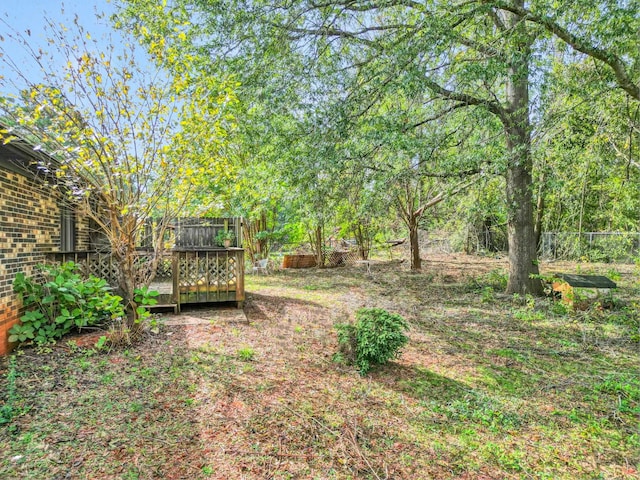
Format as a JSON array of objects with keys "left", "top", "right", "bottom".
[{"left": 0, "top": 12, "right": 235, "bottom": 335}]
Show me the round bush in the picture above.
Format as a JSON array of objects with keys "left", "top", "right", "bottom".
[{"left": 336, "top": 308, "right": 409, "bottom": 375}]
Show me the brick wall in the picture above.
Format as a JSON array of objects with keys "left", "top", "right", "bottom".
[
  {"left": 0, "top": 164, "right": 61, "bottom": 355},
  {"left": 76, "top": 213, "right": 92, "bottom": 251}
]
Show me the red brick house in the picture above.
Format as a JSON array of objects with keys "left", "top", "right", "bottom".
[
  {"left": 1, "top": 133, "right": 246, "bottom": 355},
  {"left": 0, "top": 137, "right": 90, "bottom": 354}
]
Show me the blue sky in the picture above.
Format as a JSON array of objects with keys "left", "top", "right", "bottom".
[
  {"left": 1, "top": 1, "right": 117, "bottom": 39},
  {"left": 1, "top": 1, "right": 126, "bottom": 89}
]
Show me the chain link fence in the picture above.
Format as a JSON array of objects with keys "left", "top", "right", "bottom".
[{"left": 540, "top": 232, "right": 640, "bottom": 262}]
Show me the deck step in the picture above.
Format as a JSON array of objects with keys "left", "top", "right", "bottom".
[{"left": 143, "top": 303, "right": 179, "bottom": 314}]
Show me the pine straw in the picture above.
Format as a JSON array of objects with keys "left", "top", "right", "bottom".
[{"left": 1, "top": 254, "right": 638, "bottom": 479}]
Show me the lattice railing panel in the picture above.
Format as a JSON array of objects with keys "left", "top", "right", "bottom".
[
  {"left": 87, "top": 254, "right": 119, "bottom": 285},
  {"left": 155, "top": 256, "right": 173, "bottom": 281},
  {"left": 48, "top": 248, "right": 244, "bottom": 304},
  {"left": 178, "top": 254, "right": 203, "bottom": 288},
  {"left": 175, "top": 250, "right": 242, "bottom": 299},
  {"left": 207, "top": 257, "right": 222, "bottom": 284},
  {"left": 133, "top": 254, "right": 156, "bottom": 286},
  {"left": 226, "top": 256, "right": 237, "bottom": 287}
]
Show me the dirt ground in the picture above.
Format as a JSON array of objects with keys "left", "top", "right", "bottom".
[{"left": 1, "top": 254, "right": 638, "bottom": 479}]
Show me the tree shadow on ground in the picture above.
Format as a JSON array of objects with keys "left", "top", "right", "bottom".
[
  {"left": 375, "top": 363, "right": 473, "bottom": 403},
  {"left": 421, "top": 299, "right": 638, "bottom": 379},
  {"left": 243, "top": 291, "right": 328, "bottom": 323},
  {"left": 253, "top": 269, "right": 373, "bottom": 293},
  {"left": 372, "top": 363, "right": 526, "bottom": 432},
  {"left": 407, "top": 300, "right": 639, "bottom": 414}
]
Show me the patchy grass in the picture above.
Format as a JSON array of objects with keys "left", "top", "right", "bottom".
[{"left": 1, "top": 254, "right": 638, "bottom": 479}]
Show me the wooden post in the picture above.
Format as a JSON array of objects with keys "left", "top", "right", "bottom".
[
  {"left": 237, "top": 249, "right": 245, "bottom": 308},
  {"left": 172, "top": 251, "right": 180, "bottom": 312}
]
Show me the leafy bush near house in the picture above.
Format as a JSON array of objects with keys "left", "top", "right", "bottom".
[
  {"left": 336, "top": 308, "right": 409, "bottom": 375},
  {"left": 10, "top": 262, "right": 124, "bottom": 345}
]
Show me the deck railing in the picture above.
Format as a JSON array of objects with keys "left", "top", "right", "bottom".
[
  {"left": 173, "top": 249, "right": 244, "bottom": 305},
  {"left": 46, "top": 248, "right": 245, "bottom": 309}
]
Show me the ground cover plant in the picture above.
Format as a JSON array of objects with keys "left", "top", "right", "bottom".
[
  {"left": 9, "top": 262, "right": 124, "bottom": 346},
  {"left": 0, "top": 255, "right": 638, "bottom": 479}
]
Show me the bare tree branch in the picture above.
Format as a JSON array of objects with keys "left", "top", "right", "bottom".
[
  {"left": 414, "top": 174, "right": 479, "bottom": 217},
  {"left": 423, "top": 78, "right": 507, "bottom": 120}
]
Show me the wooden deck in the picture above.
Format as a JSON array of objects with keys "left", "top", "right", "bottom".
[{"left": 48, "top": 247, "right": 245, "bottom": 310}]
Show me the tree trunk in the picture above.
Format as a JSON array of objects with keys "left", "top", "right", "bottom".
[
  {"left": 352, "top": 223, "right": 371, "bottom": 260},
  {"left": 408, "top": 215, "right": 421, "bottom": 271},
  {"left": 243, "top": 213, "right": 270, "bottom": 264},
  {"left": 534, "top": 176, "right": 544, "bottom": 249},
  {"left": 314, "top": 225, "right": 324, "bottom": 267},
  {"left": 503, "top": 1, "right": 543, "bottom": 295},
  {"left": 110, "top": 212, "right": 168, "bottom": 335},
  {"left": 505, "top": 140, "right": 541, "bottom": 294},
  {"left": 113, "top": 241, "right": 140, "bottom": 332}
]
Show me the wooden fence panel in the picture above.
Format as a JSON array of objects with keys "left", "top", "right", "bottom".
[{"left": 174, "top": 217, "right": 243, "bottom": 249}]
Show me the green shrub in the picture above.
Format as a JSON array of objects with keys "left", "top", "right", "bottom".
[
  {"left": 133, "top": 286, "right": 160, "bottom": 323},
  {"left": 551, "top": 301, "right": 569, "bottom": 316},
  {"left": 10, "top": 262, "right": 124, "bottom": 345},
  {"left": 583, "top": 235, "right": 635, "bottom": 263},
  {"left": 483, "top": 269, "right": 508, "bottom": 291},
  {"left": 336, "top": 308, "right": 409, "bottom": 375},
  {"left": 481, "top": 286, "right": 496, "bottom": 303}
]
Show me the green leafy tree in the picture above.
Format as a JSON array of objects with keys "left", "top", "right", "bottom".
[
  {"left": 118, "top": 0, "right": 639, "bottom": 293},
  {"left": 535, "top": 55, "right": 640, "bottom": 235}
]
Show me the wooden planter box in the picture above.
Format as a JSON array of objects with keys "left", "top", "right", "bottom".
[{"left": 282, "top": 254, "right": 317, "bottom": 269}]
